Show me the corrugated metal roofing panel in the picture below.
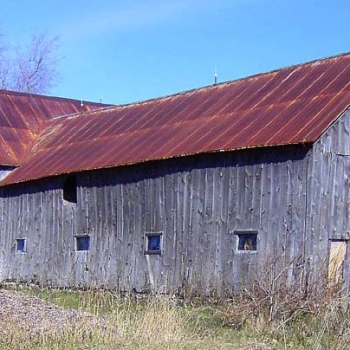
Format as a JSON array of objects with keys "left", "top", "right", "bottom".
[
  {"left": 0, "top": 90, "right": 111, "bottom": 166},
  {"left": 2, "top": 52, "right": 350, "bottom": 186}
]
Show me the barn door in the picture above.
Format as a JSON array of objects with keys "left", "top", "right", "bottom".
[{"left": 328, "top": 240, "right": 347, "bottom": 292}]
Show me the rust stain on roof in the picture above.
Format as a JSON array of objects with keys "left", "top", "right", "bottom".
[
  {"left": 0, "top": 90, "right": 111, "bottom": 167},
  {"left": 2, "top": 52, "right": 350, "bottom": 185}
]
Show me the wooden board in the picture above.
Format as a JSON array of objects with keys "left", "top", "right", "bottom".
[{"left": 328, "top": 241, "right": 347, "bottom": 290}]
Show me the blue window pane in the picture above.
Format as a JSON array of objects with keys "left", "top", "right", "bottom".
[
  {"left": 76, "top": 236, "right": 90, "bottom": 251},
  {"left": 148, "top": 235, "right": 161, "bottom": 251},
  {"left": 17, "top": 239, "right": 26, "bottom": 252}
]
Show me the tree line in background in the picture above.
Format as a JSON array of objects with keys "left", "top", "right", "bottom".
[{"left": 0, "top": 32, "right": 59, "bottom": 94}]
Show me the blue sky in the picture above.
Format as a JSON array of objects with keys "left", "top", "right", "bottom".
[{"left": 1, "top": 0, "right": 349, "bottom": 105}]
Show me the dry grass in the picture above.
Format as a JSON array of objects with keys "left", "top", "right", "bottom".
[
  {"left": 0, "top": 288, "right": 242, "bottom": 350},
  {"left": 1, "top": 283, "right": 350, "bottom": 349}
]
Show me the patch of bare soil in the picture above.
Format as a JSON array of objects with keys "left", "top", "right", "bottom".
[{"left": 0, "top": 289, "right": 108, "bottom": 337}]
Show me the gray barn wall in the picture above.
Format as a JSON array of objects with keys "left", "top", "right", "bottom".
[
  {"left": 307, "top": 109, "right": 350, "bottom": 292},
  {"left": 0, "top": 146, "right": 310, "bottom": 294}
]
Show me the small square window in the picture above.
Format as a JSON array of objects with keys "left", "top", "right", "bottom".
[
  {"left": 145, "top": 233, "right": 162, "bottom": 255},
  {"left": 16, "top": 238, "right": 26, "bottom": 253},
  {"left": 234, "top": 231, "right": 258, "bottom": 251},
  {"left": 76, "top": 235, "right": 90, "bottom": 251}
]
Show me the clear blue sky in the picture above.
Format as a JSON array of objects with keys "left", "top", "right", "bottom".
[{"left": 1, "top": 0, "right": 349, "bottom": 105}]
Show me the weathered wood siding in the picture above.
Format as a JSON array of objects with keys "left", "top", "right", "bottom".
[
  {"left": 1, "top": 109, "right": 350, "bottom": 295},
  {"left": 307, "top": 109, "right": 350, "bottom": 293},
  {"left": 0, "top": 145, "right": 310, "bottom": 294}
]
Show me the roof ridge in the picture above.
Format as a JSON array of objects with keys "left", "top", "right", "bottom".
[
  {"left": 85, "top": 51, "right": 350, "bottom": 110},
  {"left": 0, "top": 89, "right": 112, "bottom": 107}
]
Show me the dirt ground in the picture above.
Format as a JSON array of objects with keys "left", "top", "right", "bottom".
[{"left": 0, "top": 289, "right": 105, "bottom": 336}]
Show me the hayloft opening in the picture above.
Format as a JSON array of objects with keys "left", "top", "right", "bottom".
[
  {"left": 235, "top": 231, "right": 258, "bottom": 251},
  {"left": 145, "top": 233, "right": 162, "bottom": 255},
  {"left": 16, "top": 238, "right": 26, "bottom": 253},
  {"left": 63, "top": 175, "right": 77, "bottom": 203},
  {"left": 76, "top": 235, "right": 90, "bottom": 251}
]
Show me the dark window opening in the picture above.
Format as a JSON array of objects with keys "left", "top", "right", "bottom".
[
  {"left": 145, "top": 233, "right": 162, "bottom": 254},
  {"left": 235, "top": 231, "right": 258, "bottom": 251},
  {"left": 16, "top": 238, "right": 26, "bottom": 253},
  {"left": 63, "top": 175, "right": 77, "bottom": 203},
  {"left": 76, "top": 235, "right": 90, "bottom": 251}
]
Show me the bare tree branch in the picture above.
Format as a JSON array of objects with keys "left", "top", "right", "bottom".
[
  {"left": 0, "top": 32, "right": 60, "bottom": 94},
  {"left": 0, "top": 29, "right": 11, "bottom": 89}
]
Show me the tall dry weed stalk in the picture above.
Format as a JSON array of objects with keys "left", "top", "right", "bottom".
[
  {"left": 312, "top": 296, "right": 350, "bottom": 350},
  {"left": 217, "top": 255, "right": 323, "bottom": 330}
]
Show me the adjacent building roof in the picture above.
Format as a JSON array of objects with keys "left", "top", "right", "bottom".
[
  {"left": 2, "top": 52, "right": 350, "bottom": 186},
  {"left": 0, "top": 90, "right": 111, "bottom": 167}
]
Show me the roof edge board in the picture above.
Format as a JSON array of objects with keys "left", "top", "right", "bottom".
[{"left": 0, "top": 141, "right": 314, "bottom": 187}]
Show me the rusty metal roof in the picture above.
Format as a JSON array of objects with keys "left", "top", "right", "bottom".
[
  {"left": 2, "top": 52, "right": 350, "bottom": 186},
  {"left": 0, "top": 90, "right": 111, "bottom": 166}
]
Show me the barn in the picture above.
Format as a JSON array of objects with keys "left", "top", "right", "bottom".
[{"left": 0, "top": 52, "right": 350, "bottom": 295}]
